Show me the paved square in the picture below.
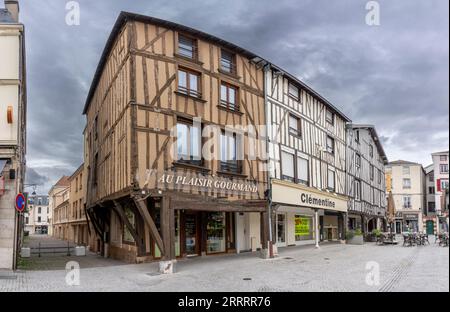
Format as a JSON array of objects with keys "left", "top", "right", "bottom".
[{"left": 1, "top": 239, "right": 448, "bottom": 292}]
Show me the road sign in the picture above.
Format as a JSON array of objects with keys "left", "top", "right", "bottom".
[{"left": 15, "top": 193, "right": 26, "bottom": 212}]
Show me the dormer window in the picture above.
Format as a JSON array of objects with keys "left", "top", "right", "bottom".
[{"left": 220, "top": 49, "right": 236, "bottom": 74}]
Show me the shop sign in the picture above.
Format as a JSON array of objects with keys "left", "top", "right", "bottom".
[
  {"left": 404, "top": 214, "right": 418, "bottom": 220},
  {"left": 295, "top": 217, "right": 311, "bottom": 237},
  {"left": 271, "top": 179, "right": 348, "bottom": 212},
  {"left": 140, "top": 169, "right": 261, "bottom": 196}
]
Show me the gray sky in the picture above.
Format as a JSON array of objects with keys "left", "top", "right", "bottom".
[{"left": 19, "top": 0, "right": 449, "bottom": 194}]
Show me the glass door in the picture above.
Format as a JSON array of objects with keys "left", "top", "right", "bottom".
[
  {"left": 185, "top": 213, "right": 199, "bottom": 256},
  {"left": 206, "top": 212, "right": 226, "bottom": 254},
  {"left": 276, "top": 214, "right": 287, "bottom": 247}
]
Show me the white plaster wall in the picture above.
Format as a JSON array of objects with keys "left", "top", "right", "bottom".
[
  {"left": 0, "top": 85, "right": 19, "bottom": 143},
  {"left": 0, "top": 35, "right": 20, "bottom": 79}
]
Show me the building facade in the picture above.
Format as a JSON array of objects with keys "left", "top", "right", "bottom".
[
  {"left": 266, "top": 66, "right": 350, "bottom": 250},
  {"left": 24, "top": 195, "right": 49, "bottom": 234},
  {"left": 423, "top": 164, "right": 437, "bottom": 234},
  {"left": 83, "top": 12, "right": 269, "bottom": 268},
  {"left": 385, "top": 161, "right": 426, "bottom": 233},
  {"left": 67, "top": 164, "right": 89, "bottom": 245},
  {"left": 346, "top": 125, "right": 388, "bottom": 235},
  {"left": 47, "top": 176, "right": 70, "bottom": 237},
  {"left": 431, "top": 151, "right": 449, "bottom": 233},
  {"left": 52, "top": 186, "right": 70, "bottom": 240},
  {"left": 0, "top": 0, "right": 26, "bottom": 270}
]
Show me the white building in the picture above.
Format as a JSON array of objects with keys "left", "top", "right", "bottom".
[
  {"left": 0, "top": 0, "right": 26, "bottom": 270},
  {"left": 431, "top": 151, "right": 449, "bottom": 233},
  {"left": 24, "top": 195, "right": 50, "bottom": 234},
  {"left": 386, "top": 160, "right": 426, "bottom": 233},
  {"left": 266, "top": 65, "right": 350, "bottom": 250}
]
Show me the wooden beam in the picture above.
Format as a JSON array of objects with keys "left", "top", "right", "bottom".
[
  {"left": 160, "top": 196, "right": 174, "bottom": 260},
  {"left": 112, "top": 200, "right": 145, "bottom": 256},
  {"left": 132, "top": 196, "right": 165, "bottom": 255}
]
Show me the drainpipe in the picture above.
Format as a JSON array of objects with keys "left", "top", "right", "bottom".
[{"left": 263, "top": 62, "right": 274, "bottom": 258}]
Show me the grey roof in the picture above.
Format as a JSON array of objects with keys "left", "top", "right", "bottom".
[
  {"left": 0, "top": 8, "right": 14, "bottom": 23},
  {"left": 82, "top": 11, "right": 351, "bottom": 122},
  {"left": 431, "top": 150, "right": 449, "bottom": 156}
]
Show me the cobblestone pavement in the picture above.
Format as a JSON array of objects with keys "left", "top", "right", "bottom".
[
  {"left": 18, "top": 235, "right": 125, "bottom": 271},
  {"left": 1, "top": 238, "right": 448, "bottom": 292}
]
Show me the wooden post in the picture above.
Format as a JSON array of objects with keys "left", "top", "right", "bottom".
[{"left": 160, "top": 196, "right": 174, "bottom": 261}]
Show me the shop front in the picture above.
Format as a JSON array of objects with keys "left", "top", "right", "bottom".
[{"left": 271, "top": 180, "right": 348, "bottom": 249}]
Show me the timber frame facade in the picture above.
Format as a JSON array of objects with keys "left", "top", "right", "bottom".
[
  {"left": 83, "top": 12, "right": 268, "bottom": 265},
  {"left": 266, "top": 66, "right": 351, "bottom": 247},
  {"left": 346, "top": 125, "right": 388, "bottom": 234}
]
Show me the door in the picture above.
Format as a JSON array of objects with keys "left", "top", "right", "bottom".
[
  {"left": 395, "top": 221, "right": 401, "bottom": 234},
  {"left": 426, "top": 220, "right": 434, "bottom": 235},
  {"left": 185, "top": 213, "right": 200, "bottom": 256},
  {"left": 236, "top": 213, "right": 250, "bottom": 252},
  {"left": 276, "top": 214, "right": 287, "bottom": 247}
]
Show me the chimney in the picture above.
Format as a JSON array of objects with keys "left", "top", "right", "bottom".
[{"left": 5, "top": 0, "right": 19, "bottom": 23}]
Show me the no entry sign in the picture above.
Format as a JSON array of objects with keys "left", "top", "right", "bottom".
[{"left": 15, "top": 193, "right": 26, "bottom": 212}]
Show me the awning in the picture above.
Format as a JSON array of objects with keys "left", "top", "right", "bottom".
[{"left": 0, "top": 159, "right": 7, "bottom": 176}]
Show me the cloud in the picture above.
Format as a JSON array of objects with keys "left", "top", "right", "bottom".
[{"left": 19, "top": 0, "right": 449, "bottom": 193}]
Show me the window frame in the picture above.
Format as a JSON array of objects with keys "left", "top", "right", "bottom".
[
  {"left": 177, "top": 67, "right": 202, "bottom": 98},
  {"left": 220, "top": 82, "right": 239, "bottom": 111},
  {"left": 403, "top": 178, "right": 411, "bottom": 189},
  {"left": 220, "top": 130, "right": 242, "bottom": 174},
  {"left": 281, "top": 151, "right": 295, "bottom": 182},
  {"left": 355, "top": 179, "right": 361, "bottom": 201},
  {"left": 326, "top": 136, "right": 335, "bottom": 155},
  {"left": 177, "top": 34, "right": 198, "bottom": 60},
  {"left": 288, "top": 82, "right": 300, "bottom": 101},
  {"left": 355, "top": 153, "right": 361, "bottom": 168},
  {"left": 175, "top": 119, "right": 203, "bottom": 166},
  {"left": 440, "top": 164, "right": 449, "bottom": 174},
  {"left": 220, "top": 49, "right": 237, "bottom": 74},
  {"left": 327, "top": 168, "right": 335, "bottom": 192},
  {"left": 288, "top": 114, "right": 302, "bottom": 138},
  {"left": 326, "top": 108, "right": 335, "bottom": 125}
]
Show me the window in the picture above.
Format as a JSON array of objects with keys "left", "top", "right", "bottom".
[
  {"left": 403, "top": 196, "right": 412, "bottom": 209},
  {"left": 370, "top": 165, "right": 374, "bottom": 181},
  {"left": 289, "top": 114, "right": 301, "bottom": 137},
  {"left": 402, "top": 166, "right": 410, "bottom": 175},
  {"left": 38, "top": 207, "right": 41, "bottom": 214},
  {"left": 176, "top": 121, "right": 202, "bottom": 165},
  {"left": 94, "top": 115, "right": 98, "bottom": 140},
  {"left": 281, "top": 152, "right": 295, "bottom": 182},
  {"left": 355, "top": 180, "right": 361, "bottom": 201},
  {"left": 369, "top": 145, "right": 374, "bottom": 158},
  {"left": 441, "top": 180, "right": 449, "bottom": 191},
  {"left": 326, "top": 136, "right": 335, "bottom": 154},
  {"left": 403, "top": 178, "right": 411, "bottom": 189},
  {"left": 220, "top": 83, "right": 238, "bottom": 111},
  {"left": 378, "top": 169, "right": 382, "bottom": 184},
  {"left": 429, "top": 173, "right": 434, "bottom": 182},
  {"left": 220, "top": 49, "right": 236, "bottom": 74},
  {"left": 288, "top": 83, "right": 299, "bottom": 100},
  {"left": 178, "top": 35, "right": 197, "bottom": 59},
  {"left": 220, "top": 131, "right": 241, "bottom": 173},
  {"left": 440, "top": 164, "right": 449, "bottom": 174},
  {"left": 178, "top": 69, "right": 201, "bottom": 98},
  {"left": 355, "top": 130, "right": 360, "bottom": 143},
  {"left": 440, "top": 155, "right": 448, "bottom": 162},
  {"left": 429, "top": 187, "right": 435, "bottom": 194},
  {"left": 295, "top": 215, "right": 313, "bottom": 241},
  {"left": 326, "top": 109, "right": 334, "bottom": 125},
  {"left": 38, "top": 216, "right": 41, "bottom": 222},
  {"left": 297, "top": 157, "right": 309, "bottom": 185},
  {"left": 355, "top": 153, "right": 361, "bottom": 168},
  {"left": 428, "top": 202, "right": 436, "bottom": 213},
  {"left": 327, "top": 169, "right": 335, "bottom": 191}
]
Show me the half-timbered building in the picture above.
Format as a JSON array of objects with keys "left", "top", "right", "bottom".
[
  {"left": 346, "top": 125, "right": 388, "bottom": 235},
  {"left": 266, "top": 66, "right": 351, "bottom": 250},
  {"left": 82, "top": 12, "right": 269, "bottom": 271}
]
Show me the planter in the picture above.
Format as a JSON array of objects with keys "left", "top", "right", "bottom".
[{"left": 347, "top": 235, "right": 364, "bottom": 245}]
